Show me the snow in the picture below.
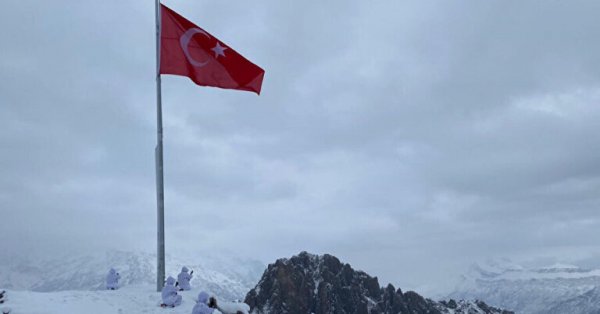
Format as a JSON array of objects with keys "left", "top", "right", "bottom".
[
  {"left": 0, "top": 251, "right": 262, "bottom": 314},
  {"left": 449, "top": 259, "right": 600, "bottom": 313},
  {"left": 218, "top": 301, "right": 250, "bottom": 313},
  {"left": 539, "top": 263, "right": 580, "bottom": 271},
  {"left": 455, "top": 260, "right": 600, "bottom": 289},
  {"left": 0, "top": 250, "right": 264, "bottom": 301},
  {"left": 0, "top": 285, "right": 248, "bottom": 314}
]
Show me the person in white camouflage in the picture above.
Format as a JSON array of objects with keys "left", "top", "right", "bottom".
[
  {"left": 106, "top": 268, "right": 120, "bottom": 290},
  {"left": 191, "top": 291, "right": 214, "bottom": 314},
  {"left": 177, "top": 266, "right": 193, "bottom": 291},
  {"left": 161, "top": 276, "right": 182, "bottom": 308}
]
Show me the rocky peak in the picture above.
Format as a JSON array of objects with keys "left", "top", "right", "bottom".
[
  {"left": 245, "top": 251, "right": 381, "bottom": 313},
  {"left": 245, "top": 252, "right": 512, "bottom": 314}
]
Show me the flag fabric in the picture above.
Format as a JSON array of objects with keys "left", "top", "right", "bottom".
[{"left": 159, "top": 4, "right": 265, "bottom": 94}]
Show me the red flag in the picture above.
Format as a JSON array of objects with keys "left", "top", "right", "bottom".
[{"left": 159, "top": 4, "right": 265, "bottom": 94}]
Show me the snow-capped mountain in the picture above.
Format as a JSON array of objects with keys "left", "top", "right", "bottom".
[
  {"left": 544, "top": 286, "right": 600, "bottom": 314},
  {"left": 448, "top": 259, "right": 600, "bottom": 314},
  {"left": 0, "top": 250, "right": 264, "bottom": 301}
]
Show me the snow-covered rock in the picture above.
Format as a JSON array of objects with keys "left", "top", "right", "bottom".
[
  {"left": 245, "top": 251, "right": 512, "bottom": 314},
  {"left": 436, "top": 299, "right": 513, "bottom": 314}
]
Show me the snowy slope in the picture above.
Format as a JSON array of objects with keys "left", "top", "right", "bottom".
[
  {"left": 0, "top": 251, "right": 264, "bottom": 301},
  {"left": 543, "top": 286, "right": 600, "bottom": 314},
  {"left": 0, "top": 285, "right": 245, "bottom": 314},
  {"left": 448, "top": 259, "right": 600, "bottom": 314}
]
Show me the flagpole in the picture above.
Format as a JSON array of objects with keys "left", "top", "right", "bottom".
[{"left": 155, "top": 0, "right": 166, "bottom": 292}]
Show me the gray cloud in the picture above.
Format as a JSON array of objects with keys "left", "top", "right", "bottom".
[{"left": 2, "top": 0, "right": 600, "bottom": 295}]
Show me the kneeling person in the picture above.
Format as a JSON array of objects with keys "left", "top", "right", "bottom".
[
  {"left": 192, "top": 291, "right": 214, "bottom": 314},
  {"left": 161, "top": 276, "right": 182, "bottom": 308},
  {"left": 177, "top": 266, "right": 193, "bottom": 291},
  {"left": 106, "top": 268, "right": 120, "bottom": 290}
]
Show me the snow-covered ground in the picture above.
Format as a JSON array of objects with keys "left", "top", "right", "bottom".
[
  {"left": 0, "top": 250, "right": 264, "bottom": 301},
  {"left": 1, "top": 284, "right": 244, "bottom": 314}
]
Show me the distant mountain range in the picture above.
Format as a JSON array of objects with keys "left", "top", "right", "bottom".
[
  {"left": 245, "top": 251, "right": 512, "bottom": 314},
  {"left": 449, "top": 259, "right": 600, "bottom": 313},
  {"left": 5, "top": 251, "right": 598, "bottom": 313},
  {"left": 0, "top": 250, "right": 264, "bottom": 301}
]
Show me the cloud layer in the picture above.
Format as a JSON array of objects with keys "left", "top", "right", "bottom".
[{"left": 2, "top": 0, "right": 600, "bottom": 293}]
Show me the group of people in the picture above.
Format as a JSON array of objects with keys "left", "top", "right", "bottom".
[
  {"left": 105, "top": 267, "right": 248, "bottom": 313},
  {"left": 161, "top": 276, "right": 220, "bottom": 314},
  {"left": 0, "top": 290, "right": 10, "bottom": 314},
  {"left": 105, "top": 266, "right": 193, "bottom": 292},
  {"left": 158, "top": 266, "right": 193, "bottom": 307}
]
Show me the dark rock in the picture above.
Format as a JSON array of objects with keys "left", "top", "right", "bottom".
[{"left": 245, "top": 252, "right": 513, "bottom": 314}]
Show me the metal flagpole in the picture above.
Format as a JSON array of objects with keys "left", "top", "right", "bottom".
[{"left": 155, "top": 0, "right": 166, "bottom": 292}]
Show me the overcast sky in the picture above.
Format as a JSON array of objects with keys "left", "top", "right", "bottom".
[{"left": 2, "top": 0, "right": 600, "bottom": 295}]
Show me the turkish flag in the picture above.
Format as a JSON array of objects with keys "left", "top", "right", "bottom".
[{"left": 160, "top": 4, "right": 265, "bottom": 94}]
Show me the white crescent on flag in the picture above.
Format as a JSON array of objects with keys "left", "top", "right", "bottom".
[{"left": 179, "top": 28, "right": 210, "bottom": 67}]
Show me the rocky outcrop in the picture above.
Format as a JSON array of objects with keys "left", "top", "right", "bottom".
[
  {"left": 245, "top": 252, "right": 512, "bottom": 314},
  {"left": 436, "top": 299, "right": 515, "bottom": 314}
]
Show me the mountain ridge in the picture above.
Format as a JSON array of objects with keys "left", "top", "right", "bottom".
[
  {"left": 245, "top": 251, "right": 513, "bottom": 314},
  {"left": 449, "top": 259, "right": 600, "bottom": 314}
]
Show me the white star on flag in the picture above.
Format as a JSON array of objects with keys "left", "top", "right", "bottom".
[{"left": 211, "top": 42, "right": 227, "bottom": 58}]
